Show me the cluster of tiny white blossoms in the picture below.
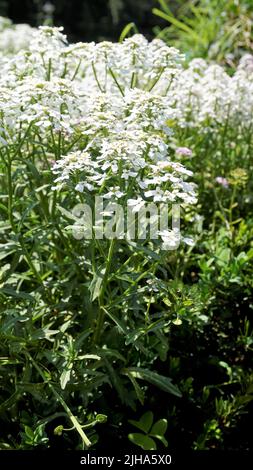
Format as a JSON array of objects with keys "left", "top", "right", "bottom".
[
  {"left": 44, "top": 31, "right": 196, "bottom": 217},
  {"left": 2, "top": 23, "right": 252, "bottom": 244},
  {"left": 166, "top": 56, "right": 253, "bottom": 130},
  {"left": 0, "top": 24, "right": 197, "bottom": 247},
  {"left": 0, "top": 16, "right": 35, "bottom": 57}
]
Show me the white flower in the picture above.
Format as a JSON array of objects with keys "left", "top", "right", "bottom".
[
  {"left": 75, "top": 183, "right": 84, "bottom": 192},
  {"left": 0, "top": 24, "right": 198, "bottom": 250},
  {"left": 182, "top": 237, "right": 195, "bottom": 246},
  {"left": 127, "top": 198, "right": 146, "bottom": 213},
  {"left": 159, "top": 229, "right": 181, "bottom": 250}
]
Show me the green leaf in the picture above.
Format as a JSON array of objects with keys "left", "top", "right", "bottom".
[
  {"left": 124, "top": 373, "right": 145, "bottom": 405},
  {"left": 24, "top": 426, "right": 34, "bottom": 440},
  {"left": 103, "top": 308, "right": 128, "bottom": 334},
  {"left": 0, "top": 287, "right": 35, "bottom": 302},
  {"left": 128, "top": 241, "right": 161, "bottom": 260},
  {"left": 96, "top": 347, "right": 126, "bottom": 363},
  {"left": 172, "top": 318, "right": 182, "bottom": 326},
  {"left": 119, "top": 22, "right": 138, "bottom": 42},
  {"left": 0, "top": 391, "right": 21, "bottom": 413},
  {"left": 154, "top": 435, "right": 168, "bottom": 447},
  {"left": 0, "top": 249, "right": 16, "bottom": 261},
  {"left": 57, "top": 205, "right": 78, "bottom": 221},
  {"left": 128, "top": 433, "right": 157, "bottom": 450},
  {"left": 152, "top": 8, "right": 201, "bottom": 42},
  {"left": 26, "top": 161, "right": 41, "bottom": 180},
  {"left": 103, "top": 358, "right": 131, "bottom": 406},
  {"left": 31, "top": 329, "right": 59, "bottom": 341},
  {"left": 60, "top": 369, "right": 71, "bottom": 390},
  {"left": 125, "top": 319, "right": 167, "bottom": 345},
  {"left": 157, "top": 0, "right": 173, "bottom": 16},
  {"left": 129, "top": 411, "right": 153, "bottom": 434},
  {"left": 150, "top": 419, "right": 168, "bottom": 437},
  {"left": 89, "top": 267, "right": 106, "bottom": 301},
  {"left": 216, "top": 247, "right": 231, "bottom": 266},
  {"left": 123, "top": 368, "right": 182, "bottom": 397}
]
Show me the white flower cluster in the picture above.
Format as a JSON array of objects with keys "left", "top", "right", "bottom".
[
  {"left": 1, "top": 23, "right": 251, "bottom": 217},
  {"left": 4, "top": 22, "right": 252, "bottom": 246},
  {"left": 167, "top": 56, "right": 253, "bottom": 129},
  {"left": 0, "top": 25, "right": 196, "bottom": 217},
  {"left": 0, "top": 21, "right": 252, "bottom": 145},
  {"left": 0, "top": 16, "right": 35, "bottom": 56}
]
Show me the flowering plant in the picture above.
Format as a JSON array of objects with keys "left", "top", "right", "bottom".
[{"left": 1, "top": 22, "right": 252, "bottom": 451}]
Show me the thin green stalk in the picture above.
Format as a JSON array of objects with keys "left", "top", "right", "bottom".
[
  {"left": 6, "top": 154, "right": 14, "bottom": 230},
  {"left": 93, "top": 238, "right": 116, "bottom": 344},
  {"left": 2, "top": 124, "right": 34, "bottom": 230},
  {"left": 26, "top": 352, "right": 92, "bottom": 449},
  {"left": 109, "top": 68, "right": 125, "bottom": 96},
  {"left": 212, "top": 187, "right": 231, "bottom": 233},
  {"left": 71, "top": 59, "right": 82, "bottom": 81},
  {"left": 147, "top": 67, "right": 165, "bottom": 92},
  {"left": 47, "top": 58, "right": 52, "bottom": 81},
  {"left": 18, "top": 236, "right": 44, "bottom": 285},
  {"left": 229, "top": 185, "right": 237, "bottom": 225},
  {"left": 92, "top": 62, "right": 104, "bottom": 93}
]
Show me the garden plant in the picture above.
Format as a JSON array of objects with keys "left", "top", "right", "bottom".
[{"left": 0, "top": 14, "right": 252, "bottom": 452}]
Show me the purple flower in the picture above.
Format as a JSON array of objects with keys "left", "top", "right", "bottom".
[
  {"left": 215, "top": 176, "right": 229, "bottom": 188},
  {"left": 176, "top": 147, "right": 192, "bottom": 157}
]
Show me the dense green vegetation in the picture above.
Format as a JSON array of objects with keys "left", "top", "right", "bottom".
[{"left": 0, "top": 1, "right": 253, "bottom": 452}]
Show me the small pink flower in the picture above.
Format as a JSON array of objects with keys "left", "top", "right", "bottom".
[
  {"left": 215, "top": 176, "right": 229, "bottom": 188},
  {"left": 176, "top": 147, "right": 192, "bottom": 157}
]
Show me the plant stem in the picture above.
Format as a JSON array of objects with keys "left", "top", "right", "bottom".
[
  {"left": 26, "top": 352, "right": 92, "bottom": 448},
  {"left": 93, "top": 238, "right": 116, "bottom": 344},
  {"left": 6, "top": 156, "right": 14, "bottom": 230}
]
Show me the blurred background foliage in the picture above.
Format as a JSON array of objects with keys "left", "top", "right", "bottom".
[
  {"left": 0, "top": 0, "right": 160, "bottom": 42},
  {"left": 154, "top": 0, "right": 253, "bottom": 66},
  {"left": 0, "top": 0, "right": 253, "bottom": 65}
]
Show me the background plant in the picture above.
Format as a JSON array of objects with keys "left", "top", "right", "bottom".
[{"left": 153, "top": 0, "right": 253, "bottom": 66}]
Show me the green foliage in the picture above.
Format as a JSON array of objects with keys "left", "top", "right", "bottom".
[
  {"left": 1, "top": 79, "right": 253, "bottom": 449},
  {"left": 128, "top": 411, "right": 168, "bottom": 450},
  {"left": 0, "top": 137, "right": 182, "bottom": 448},
  {"left": 153, "top": 0, "right": 253, "bottom": 66}
]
